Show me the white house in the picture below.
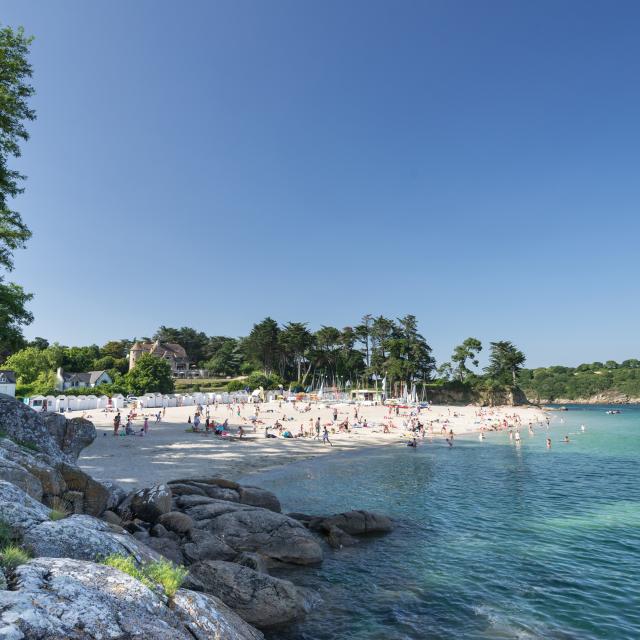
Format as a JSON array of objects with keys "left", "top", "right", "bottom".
[
  {"left": 0, "top": 371, "right": 16, "bottom": 397},
  {"left": 55, "top": 368, "right": 112, "bottom": 392}
]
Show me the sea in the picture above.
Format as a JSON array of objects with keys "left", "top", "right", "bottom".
[{"left": 241, "top": 405, "right": 640, "bottom": 640}]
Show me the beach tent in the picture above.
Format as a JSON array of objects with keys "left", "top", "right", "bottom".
[{"left": 55, "top": 395, "right": 68, "bottom": 412}]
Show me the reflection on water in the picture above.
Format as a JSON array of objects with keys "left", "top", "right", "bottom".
[{"left": 241, "top": 406, "right": 640, "bottom": 640}]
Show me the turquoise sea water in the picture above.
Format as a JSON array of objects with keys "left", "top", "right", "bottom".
[{"left": 243, "top": 405, "right": 640, "bottom": 640}]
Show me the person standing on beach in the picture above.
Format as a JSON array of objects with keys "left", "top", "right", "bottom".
[
  {"left": 315, "top": 417, "right": 321, "bottom": 440},
  {"left": 322, "top": 426, "right": 332, "bottom": 446},
  {"left": 333, "top": 407, "right": 338, "bottom": 422},
  {"left": 143, "top": 417, "right": 149, "bottom": 435},
  {"left": 113, "top": 412, "right": 121, "bottom": 436}
]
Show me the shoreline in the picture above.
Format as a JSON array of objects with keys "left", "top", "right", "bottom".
[{"left": 76, "top": 401, "right": 547, "bottom": 490}]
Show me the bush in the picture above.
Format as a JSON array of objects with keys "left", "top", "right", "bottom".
[
  {"left": 226, "top": 379, "right": 246, "bottom": 392},
  {"left": 49, "top": 509, "right": 67, "bottom": 521},
  {"left": 245, "top": 371, "right": 283, "bottom": 391},
  {"left": 102, "top": 554, "right": 187, "bottom": 598},
  {"left": 0, "top": 545, "right": 31, "bottom": 571}
]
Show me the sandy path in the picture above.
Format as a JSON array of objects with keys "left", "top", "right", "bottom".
[{"left": 76, "top": 401, "right": 546, "bottom": 490}]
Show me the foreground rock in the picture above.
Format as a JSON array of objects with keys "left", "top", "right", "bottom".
[
  {"left": 42, "top": 412, "right": 96, "bottom": 461},
  {"left": 0, "top": 557, "right": 264, "bottom": 640},
  {"left": 177, "top": 495, "right": 323, "bottom": 565},
  {"left": 186, "top": 560, "right": 311, "bottom": 628},
  {"left": 0, "top": 394, "right": 66, "bottom": 462},
  {"left": 0, "top": 479, "right": 50, "bottom": 535},
  {"left": 23, "top": 514, "right": 162, "bottom": 564}
]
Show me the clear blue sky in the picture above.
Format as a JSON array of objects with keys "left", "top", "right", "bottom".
[{"left": 3, "top": 0, "right": 640, "bottom": 368}]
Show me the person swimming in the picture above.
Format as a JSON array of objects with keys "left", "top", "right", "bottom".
[
  {"left": 407, "top": 438, "right": 418, "bottom": 448},
  {"left": 563, "top": 435, "right": 570, "bottom": 443},
  {"left": 546, "top": 437, "right": 551, "bottom": 448}
]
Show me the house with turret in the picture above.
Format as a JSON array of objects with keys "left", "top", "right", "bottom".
[{"left": 128, "top": 340, "right": 189, "bottom": 374}]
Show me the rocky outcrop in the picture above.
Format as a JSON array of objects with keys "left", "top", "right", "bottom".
[
  {"left": 319, "top": 510, "right": 393, "bottom": 536},
  {"left": 168, "top": 478, "right": 281, "bottom": 513},
  {"left": 178, "top": 495, "right": 323, "bottom": 565},
  {"left": 289, "top": 510, "right": 394, "bottom": 549},
  {"left": 23, "top": 514, "right": 162, "bottom": 564},
  {"left": 185, "top": 560, "right": 311, "bottom": 628},
  {"left": 0, "top": 557, "right": 264, "bottom": 640},
  {"left": 158, "top": 510, "right": 194, "bottom": 534},
  {"left": 182, "top": 528, "right": 238, "bottom": 563},
  {"left": 120, "top": 483, "right": 173, "bottom": 522},
  {"left": 0, "top": 394, "right": 66, "bottom": 461},
  {"left": 0, "top": 479, "right": 50, "bottom": 535},
  {"left": 42, "top": 411, "right": 96, "bottom": 460}
]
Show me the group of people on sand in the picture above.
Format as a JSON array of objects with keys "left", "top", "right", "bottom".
[{"left": 112, "top": 411, "right": 151, "bottom": 437}]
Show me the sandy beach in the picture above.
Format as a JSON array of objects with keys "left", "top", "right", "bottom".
[{"left": 76, "top": 400, "right": 546, "bottom": 490}]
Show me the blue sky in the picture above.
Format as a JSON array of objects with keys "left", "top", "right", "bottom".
[{"left": 2, "top": 0, "right": 639, "bottom": 368}]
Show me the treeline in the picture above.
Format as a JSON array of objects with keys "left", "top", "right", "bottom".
[
  {"left": 518, "top": 359, "right": 640, "bottom": 402},
  {"left": 2, "top": 316, "right": 532, "bottom": 398}
]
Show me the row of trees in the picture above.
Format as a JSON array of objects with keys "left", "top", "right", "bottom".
[
  {"left": 1, "top": 315, "right": 533, "bottom": 397},
  {"left": 519, "top": 360, "right": 640, "bottom": 402}
]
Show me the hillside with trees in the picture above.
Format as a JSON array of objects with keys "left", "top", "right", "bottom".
[{"left": 518, "top": 360, "right": 640, "bottom": 403}]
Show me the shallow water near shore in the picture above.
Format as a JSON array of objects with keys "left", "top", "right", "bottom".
[{"left": 242, "top": 405, "right": 640, "bottom": 639}]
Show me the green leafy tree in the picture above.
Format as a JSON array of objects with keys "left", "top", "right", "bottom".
[
  {"left": 100, "top": 340, "right": 131, "bottom": 359},
  {"left": 278, "top": 322, "right": 313, "bottom": 381},
  {"left": 62, "top": 345, "right": 100, "bottom": 372},
  {"left": 0, "top": 27, "right": 36, "bottom": 359},
  {"left": 242, "top": 317, "right": 280, "bottom": 374},
  {"left": 354, "top": 314, "right": 373, "bottom": 368},
  {"left": 203, "top": 337, "right": 242, "bottom": 376},
  {"left": 0, "top": 281, "right": 32, "bottom": 358},
  {"left": 0, "top": 26, "right": 34, "bottom": 273},
  {"left": 3, "top": 346, "right": 59, "bottom": 384},
  {"left": 437, "top": 361, "right": 454, "bottom": 381},
  {"left": 125, "top": 353, "right": 174, "bottom": 394},
  {"left": 385, "top": 315, "right": 435, "bottom": 385},
  {"left": 451, "top": 337, "right": 483, "bottom": 381},
  {"left": 485, "top": 340, "right": 526, "bottom": 387}
]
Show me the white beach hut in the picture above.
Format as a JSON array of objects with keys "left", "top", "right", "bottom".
[
  {"left": 55, "top": 395, "right": 68, "bottom": 412},
  {"left": 140, "top": 393, "right": 155, "bottom": 408},
  {"left": 97, "top": 395, "right": 110, "bottom": 409},
  {"left": 84, "top": 395, "right": 98, "bottom": 410},
  {"left": 112, "top": 394, "right": 125, "bottom": 410},
  {"left": 67, "top": 396, "right": 81, "bottom": 412},
  {"left": 45, "top": 395, "right": 57, "bottom": 412},
  {"left": 165, "top": 394, "right": 177, "bottom": 407},
  {"left": 29, "top": 395, "right": 46, "bottom": 412},
  {"left": 182, "top": 394, "right": 194, "bottom": 406}
]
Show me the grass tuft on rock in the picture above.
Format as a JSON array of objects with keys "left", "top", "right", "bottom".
[
  {"left": 145, "top": 559, "right": 188, "bottom": 598},
  {"left": 0, "top": 545, "right": 31, "bottom": 571},
  {"left": 102, "top": 555, "right": 187, "bottom": 598},
  {"left": 48, "top": 509, "right": 67, "bottom": 521}
]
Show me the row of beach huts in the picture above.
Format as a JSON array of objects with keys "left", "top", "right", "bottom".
[{"left": 25, "top": 391, "right": 267, "bottom": 413}]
